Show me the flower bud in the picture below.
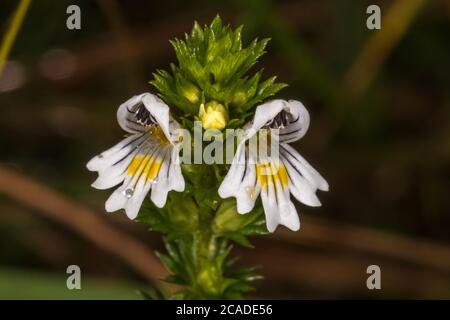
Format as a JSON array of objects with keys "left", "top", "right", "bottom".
[
  {"left": 180, "top": 82, "right": 201, "bottom": 104},
  {"left": 198, "top": 101, "right": 228, "bottom": 130},
  {"left": 231, "top": 90, "right": 247, "bottom": 107}
]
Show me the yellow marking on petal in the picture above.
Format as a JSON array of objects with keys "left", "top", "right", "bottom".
[
  {"left": 127, "top": 154, "right": 162, "bottom": 181},
  {"left": 256, "top": 163, "right": 268, "bottom": 188},
  {"left": 148, "top": 125, "right": 169, "bottom": 145},
  {"left": 271, "top": 162, "right": 280, "bottom": 193},
  {"left": 127, "top": 155, "right": 147, "bottom": 176},
  {"left": 278, "top": 163, "right": 289, "bottom": 187},
  {"left": 144, "top": 156, "right": 162, "bottom": 183},
  {"left": 256, "top": 162, "right": 289, "bottom": 190}
]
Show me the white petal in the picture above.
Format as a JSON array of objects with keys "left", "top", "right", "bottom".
[
  {"left": 150, "top": 148, "right": 171, "bottom": 208},
  {"left": 117, "top": 93, "right": 149, "bottom": 133},
  {"left": 91, "top": 162, "right": 129, "bottom": 190},
  {"left": 235, "top": 151, "right": 260, "bottom": 214},
  {"left": 142, "top": 93, "right": 173, "bottom": 142},
  {"left": 244, "top": 99, "right": 310, "bottom": 144},
  {"left": 246, "top": 100, "right": 286, "bottom": 139},
  {"left": 260, "top": 179, "right": 278, "bottom": 232},
  {"left": 281, "top": 144, "right": 329, "bottom": 191},
  {"left": 88, "top": 135, "right": 150, "bottom": 190},
  {"left": 218, "top": 143, "right": 246, "bottom": 198},
  {"left": 125, "top": 182, "right": 152, "bottom": 219},
  {"left": 278, "top": 100, "right": 310, "bottom": 143},
  {"left": 273, "top": 175, "right": 291, "bottom": 216},
  {"left": 281, "top": 154, "right": 321, "bottom": 207},
  {"left": 260, "top": 178, "right": 300, "bottom": 232},
  {"left": 218, "top": 143, "right": 261, "bottom": 214},
  {"left": 125, "top": 158, "right": 156, "bottom": 219},
  {"left": 116, "top": 93, "right": 178, "bottom": 144},
  {"left": 167, "top": 145, "right": 185, "bottom": 192},
  {"left": 105, "top": 188, "right": 129, "bottom": 213},
  {"left": 87, "top": 133, "right": 146, "bottom": 172},
  {"left": 279, "top": 201, "right": 300, "bottom": 231},
  {"left": 105, "top": 145, "right": 161, "bottom": 218}
]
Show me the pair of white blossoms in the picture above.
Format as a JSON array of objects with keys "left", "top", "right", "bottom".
[{"left": 87, "top": 93, "right": 328, "bottom": 232}]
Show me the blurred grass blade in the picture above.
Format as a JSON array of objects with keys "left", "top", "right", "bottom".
[
  {"left": 0, "top": 0, "right": 31, "bottom": 76},
  {"left": 341, "top": 0, "right": 427, "bottom": 102}
]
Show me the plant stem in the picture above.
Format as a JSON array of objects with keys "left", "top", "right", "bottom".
[
  {"left": 0, "top": 0, "right": 31, "bottom": 76},
  {"left": 190, "top": 205, "right": 222, "bottom": 298}
]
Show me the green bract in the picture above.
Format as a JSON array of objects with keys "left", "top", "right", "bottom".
[{"left": 151, "top": 15, "right": 287, "bottom": 128}]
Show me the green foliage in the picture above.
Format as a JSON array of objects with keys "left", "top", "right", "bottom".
[
  {"left": 137, "top": 164, "right": 265, "bottom": 299},
  {"left": 150, "top": 15, "right": 287, "bottom": 123},
  {"left": 213, "top": 199, "right": 268, "bottom": 248},
  {"left": 155, "top": 237, "right": 261, "bottom": 299}
]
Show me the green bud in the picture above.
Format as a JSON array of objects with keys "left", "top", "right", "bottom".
[
  {"left": 180, "top": 81, "right": 201, "bottom": 104},
  {"left": 231, "top": 90, "right": 247, "bottom": 107}
]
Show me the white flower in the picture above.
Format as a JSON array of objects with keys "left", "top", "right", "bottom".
[
  {"left": 87, "top": 93, "right": 185, "bottom": 219},
  {"left": 218, "top": 99, "right": 328, "bottom": 232}
]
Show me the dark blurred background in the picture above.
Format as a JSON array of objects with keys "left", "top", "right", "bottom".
[{"left": 1, "top": 0, "right": 449, "bottom": 299}]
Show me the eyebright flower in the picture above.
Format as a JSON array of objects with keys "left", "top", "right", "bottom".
[
  {"left": 87, "top": 93, "right": 185, "bottom": 219},
  {"left": 218, "top": 99, "right": 329, "bottom": 232}
]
